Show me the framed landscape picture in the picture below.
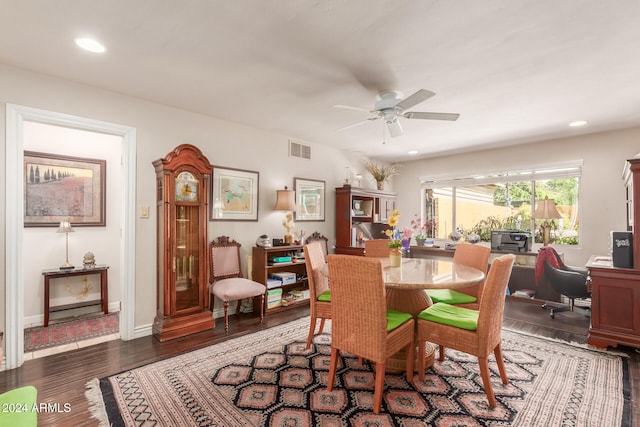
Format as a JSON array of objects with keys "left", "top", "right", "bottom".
[
  {"left": 294, "top": 177, "right": 325, "bottom": 221},
  {"left": 210, "top": 166, "right": 259, "bottom": 221},
  {"left": 24, "top": 151, "right": 106, "bottom": 227}
]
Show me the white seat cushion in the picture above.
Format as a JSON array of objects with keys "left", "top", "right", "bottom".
[{"left": 211, "top": 278, "right": 265, "bottom": 301}]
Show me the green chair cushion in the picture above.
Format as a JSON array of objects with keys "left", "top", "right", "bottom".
[
  {"left": 427, "top": 289, "right": 477, "bottom": 304},
  {"left": 418, "top": 302, "right": 479, "bottom": 331},
  {"left": 317, "top": 289, "right": 331, "bottom": 302},
  {"left": 0, "top": 385, "right": 38, "bottom": 426},
  {"left": 386, "top": 309, "right": 413, "bottom": 332}
]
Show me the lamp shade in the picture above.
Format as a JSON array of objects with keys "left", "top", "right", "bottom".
[
  {"left": 56, "top": 221, "right": 75, "bottom": 233},
  {"left": 532, "top": 196, "right": 562, "bottom": 219},
  {"left": 274, "top": 187, "right": 296, "bottom": 211}
]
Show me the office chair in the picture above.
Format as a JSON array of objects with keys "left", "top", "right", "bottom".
[{"left": 537, "top": 247, "right": 590, "bottom": 319}]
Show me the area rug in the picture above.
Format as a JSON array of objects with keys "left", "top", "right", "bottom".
[
  {"left": 86, "top": 317, "right": 631, "bottom": 427},
  {"left": 24, "top": 312, "right": 119, "bottom": 351}
]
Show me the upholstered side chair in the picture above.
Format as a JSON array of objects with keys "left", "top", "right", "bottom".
[
  {"left": 326, "top": 254, "right": 415, "bottom": 414},
  {"left": 306, "top": 231, "right": 329, "bottom": 260},
  {"left": 426, "top": 244, "right": 491, "bottom": 309},
  {"left": 416, "top": 253, "right": 515, "bottom": 408},
  {"left": 209, "top": 236, "right": 265, "bottom": 333},
  {"left": 303, "top": 241, "right": 331, "bottom": 348},
  {"left": 364, "top": 239, "right": 391, "bottom": 258}
]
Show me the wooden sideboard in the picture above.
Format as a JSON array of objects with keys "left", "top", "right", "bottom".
[
  {"left": 586, "top": 256, "right": 640, "bottom": 349},
  {"left": 584, "top": 156, "right": 640, "bottom": 349}
]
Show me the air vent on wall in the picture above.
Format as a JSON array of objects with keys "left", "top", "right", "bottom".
[{"left": 289, "top": 140, "right": 311, "bottom": 160}]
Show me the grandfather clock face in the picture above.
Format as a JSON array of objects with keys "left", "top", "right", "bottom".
[{"left": 175, "top": 171, "right": 199, "bottom": 202}]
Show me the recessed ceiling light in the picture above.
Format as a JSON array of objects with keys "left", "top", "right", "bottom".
[
  {"left": 408, "top": 150, "right": 418, "bottom": 155},
  {"left": 569, "top": 120, "right": 587, "bottom": 127},
  {"left": 74, "top": 37, "right": 106, "bottom": 53}
]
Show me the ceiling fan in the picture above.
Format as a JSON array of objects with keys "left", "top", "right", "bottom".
[{"left": 335, "top": 89, "right": 460, "bottom": 137}]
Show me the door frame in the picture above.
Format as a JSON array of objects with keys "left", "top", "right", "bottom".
[{"left": 4, "top": 104, "right": 136, "bottom": 370}]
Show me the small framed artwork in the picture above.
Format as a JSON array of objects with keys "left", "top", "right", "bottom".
[
  {"left": 211, "top": 166, "right": 259, "bottom": 221},
  {"left": 24, "top": 151, "right": 106, "bottom": 227},
  {"left": 294, "top": 177, "right": 325, "bottom": 221}
]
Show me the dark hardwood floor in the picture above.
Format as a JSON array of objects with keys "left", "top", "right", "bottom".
[{"left": 1, "top": 298, "right": 638, "bottom": 426}]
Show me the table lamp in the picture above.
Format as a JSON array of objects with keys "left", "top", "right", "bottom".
[
  {"left": 274, "top": 186, "right": 296, "bottom": 244},
  {"left": 57, "top": 220, "right": 75, "bottom": 269},
  {"left": 532, "top": 196, "right": 561, "bottom": 246}
]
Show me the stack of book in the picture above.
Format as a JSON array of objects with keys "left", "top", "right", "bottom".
[{"left": 267, "top": 288, "right": 283, "bottom": 309}]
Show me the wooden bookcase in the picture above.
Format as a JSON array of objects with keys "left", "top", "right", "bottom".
[
  {"left": 252, "top": 245, "right": 309, "bottom": 314},
  {"left": 586, "top": 157, "right": 640, "bottom": 349},
  {"left": 335, "top": 184, "right": 397, "bottom": 256}
]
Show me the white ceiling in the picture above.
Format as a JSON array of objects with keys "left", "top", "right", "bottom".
[{"left": 1, "top": 1, "right": 640, "bottom": 162}]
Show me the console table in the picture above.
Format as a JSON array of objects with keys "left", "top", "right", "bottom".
[{"left": 42, "top": 265, "right": 109, "bottom": 326}]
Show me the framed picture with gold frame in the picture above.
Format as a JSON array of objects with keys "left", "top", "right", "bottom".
[
  {"left": 294, "top": 177, "right": 325, "bottom": 221},
  {"left": 24, "top": 151, "right": 106, "bottom": 227},
  {"left": 210, "top": 166, "right": 259, "bottom": 221}
]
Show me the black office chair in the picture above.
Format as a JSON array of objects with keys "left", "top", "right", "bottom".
[{"left": 541, "top": 260, "right": 591, "bottom": 319}]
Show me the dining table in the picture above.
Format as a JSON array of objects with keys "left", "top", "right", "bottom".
[
  {"left": 381, "top": 257, "right": 486, "bottom": 370},
  {"left": 321, "top": 256, "right": 486, "bottom": 370}
]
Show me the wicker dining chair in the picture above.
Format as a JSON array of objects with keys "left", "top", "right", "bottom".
[
  {"left": 209, "top": 236, "right": 265, "bottom": 333},
  {"left": 416, "top": 253, "right": 515, "bottom": 408},
  {"left": 326, "top": 254, "right": 415, "bottom": 414},
  {"left": 364, "top": 239, "right": 391, "bottom": 258},
  {"left": 426, "top": 244, "right": 491, "bottom": 309},
  {"left": 303, "top": 241, "right": 331, "bottom": 348}
]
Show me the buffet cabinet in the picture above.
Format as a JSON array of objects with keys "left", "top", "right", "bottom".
[
  {"left": 335, "top": 184, "right": 397, "bottom": 256},
  {"left": 586, "top": 257, "right": 640, "bottom": 349},
  {"left": 585, "top": 157, "right": 640, "bottom": 349}
]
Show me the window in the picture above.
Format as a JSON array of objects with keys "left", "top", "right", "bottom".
[{"left": 421, "top": 161, "right": 582, "bottom": 245}]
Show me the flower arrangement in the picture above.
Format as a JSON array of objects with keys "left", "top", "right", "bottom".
[
  {"left": 364, "top": 161, "right": 401, "bottom": 189},
  {"left": 282, "top": 212, "right": 295, "bottom": 242},
  {"left": 384, "top": 209, "right": 403, "bottom": 248},
  {"left": 411, "top": 214, "right": 434, "bottom": 239}
]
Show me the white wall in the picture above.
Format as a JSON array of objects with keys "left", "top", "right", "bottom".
[
  {"left": 22, "top": 122, "right": 122, "bottom": 324},
  {"left": 0, "top": 63, "right": 366, "bottom": 335},
  {"left": 393, "top": 128, "right": 640, "bottom": 266}
]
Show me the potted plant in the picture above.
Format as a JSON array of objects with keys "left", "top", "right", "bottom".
[
  {"left": 364, "top": 161, "right": 401, "bottom": 190},
  {"left": 411, "top": 214, "right": 432, "bottom": 246}
]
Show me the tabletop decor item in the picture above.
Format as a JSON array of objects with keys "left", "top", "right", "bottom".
[
  {"left": 385, "top": 209, "right": 403, "bottom": 266},
  {"left": 411, "top": 214, "right": 434, "bottom": 246},
  {"left": 364, "top": 160, "right": 401, "bottom": 190}
]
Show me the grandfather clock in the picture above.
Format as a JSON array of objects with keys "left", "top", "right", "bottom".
[{"left": 152, "top": 144, "right": 214, "bottom": 341}]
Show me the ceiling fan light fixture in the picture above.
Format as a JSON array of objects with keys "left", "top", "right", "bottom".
[{"left": 386, "top": 118, "right": 403, "bottom": 137}]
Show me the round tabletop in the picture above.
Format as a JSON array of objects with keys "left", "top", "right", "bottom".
[{"left": 382, "top": 258, "right": 485, "bottom": 290}]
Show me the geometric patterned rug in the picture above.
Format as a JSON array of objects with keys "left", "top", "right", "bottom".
[
  {"left": 24, "top": 312, "right": 119, "bottom": 352},
  {"left": 86, "top": 316, "right": 631, "bottom": 426}
]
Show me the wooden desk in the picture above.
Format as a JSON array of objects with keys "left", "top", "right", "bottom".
[{"left": 42, "top": 265, "right": 109, "bottom": 327}]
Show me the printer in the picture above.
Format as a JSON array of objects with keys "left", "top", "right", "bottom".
[{"left": 491, "top": 230, "right": 532, "bottom": 252}]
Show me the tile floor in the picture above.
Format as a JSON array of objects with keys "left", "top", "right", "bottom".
[{"left": 23, "top": 332, "right": 120, "bottom": 361}]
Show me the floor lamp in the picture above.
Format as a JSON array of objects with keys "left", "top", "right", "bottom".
[
  {"left": 57, "top": 221, "right": 75, "bottom": 269},
  {"left": 533, "top": 196, "right": 561, "bottom": 246}
]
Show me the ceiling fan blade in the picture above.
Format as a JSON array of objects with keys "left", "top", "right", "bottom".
[
  {"left": 403, "top": 111, "right": 460, "bottom": 121},
  {"left": 336, "top": 117, "right": 379, "bottom": 132},
  {"left": 394, "top": 89, "right": 436, "bottom": 111},
  {"left": 332, "top": 104, "right": 372, "bottom": 113}
]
